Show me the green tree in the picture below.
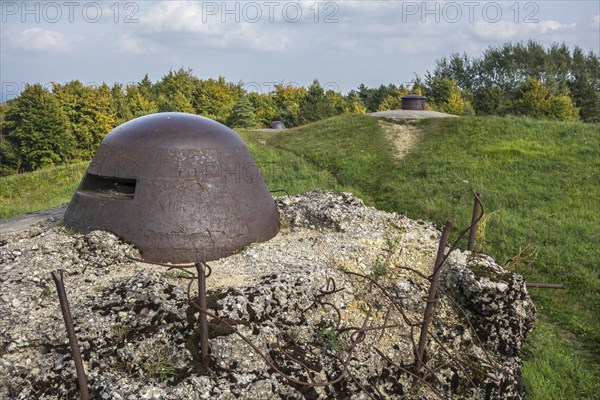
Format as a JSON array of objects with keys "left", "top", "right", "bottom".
[
  {"left": 326, "top": 90, "right": 346, "bottom": 115},
  {"left": 110, "top": 83, "right": 133, "bottom": 124},
  {"left": 53, "top": 81, "right": 118, "bottom": 159},
  {"left": 517, "top": 78, "right": 579, "bottom": 121},
  {"left": 377, "top": 94, "right": 401, "bottom": 111},
  {"left": 157, "top": 90, "right": 195, "bottom": 113},
  {"left": 0, "top": 136, "right": 21, "bottom": 175},
  {"left": 272, "top": 83, "right": 306, "bottom": 127},
  {"left": 0, "top": 103, "right": 22, "bottom": 175},
  {"left": 569, "top": 47, "right": 600, "bottom": 123},
  {"left": 154, "top": 68, "right": 199, "bottom": 114},
  {"left": 3, "top": 84, "right": 74, "bottom": 171},
  {"left": 518, "top": 78, "right": 550, "bottom": 118},
  {"left": 138, "top": 73, "right": 157, "bottom": 102},
  {"left": 247, "top": 92, "right": 277, "bottom": 127},
  {"left": 87, "top": 83, "right": 119, "bottom": 144},
  {"left": 344, "top": 90, "right": 367, "bottom": 114},
  {"left": 227, "top": 96, "right": 259, "bottom": 128},
  {"left": 356, "top": 83, "right": 402, "bottom": 112},
  {"left": 356, "top": 83, "right": 375, "bottom": 111},
  {"left": 155, "top": 68, "right": 198, "bottom": 100},
  {"left": 126, "top": 85, "right": 158, "bottom": 118},
  {"left": 0, "top": 103, "right": 7, "bottom": 125},
  {"left": 440, "top": 88, "right": 475, "bottom": 116},
  {"left": 426, "top": 41, "right": 598, "bottom": 121},
  {"left": 548, "top": 94, "right": 580, "bottom": 121},
  {"left": 473, "top": 86, "right": 513, "bottom": 116},
  {"left": 193, "top": 76, "right": 243, "bottom": 123},
  {"left": 426, "top": 52, "right": 475, "bottom": 92},
  {"left": 298, "top": 80, "right": 338, "bottom": 124},
  {"left": 425, "top": 78, "right": 474, "bottom": 115},
  {"left": 544, "top": 43, "right": 572, "bottom": 94},
  {"left": 52, "top": 80, "right": 91, "bottom": 155}
]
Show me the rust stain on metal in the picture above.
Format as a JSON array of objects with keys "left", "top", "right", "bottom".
[
  {"left": 269, "top": 121, "right": 286, "bottom": 129},
  {"left": 195, "top": 262, "right": 210, "bottom": 367},
  {"left": 51, "top": 270, "right": 90, "bottom": 400},
  {"left": 468, "top": 192, "right": 482, "bottom": 251},
  {"left": 64, "top": 112, "right": 279, "bottom": 263},
  {"left": 415, "top": 220, "right": 453, "bottom": 375},
  {"left": 401, "top": 94, "right": 427, "bottom": 110},
  {"left": 526, "top": 282, "right": 565, "bottom": 289}
]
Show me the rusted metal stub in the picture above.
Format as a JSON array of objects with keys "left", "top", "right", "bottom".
[
  {"left": 415, "top": 220, "right": 453, "bottom": 375},
  {"left": 195, "top": 262, "right": 210, "bottom": 367},
  {"left": 51, "top": 270, "right": 90, "bottom": 400},
  {"left": 467, "top": 192, "right": 482, "bottom": 251},
  {"left": 64, "top": 112, "right": 279, "bottom": 263},
  {"left": 526, "top": 282, "right": 565, "bottom": 289}
]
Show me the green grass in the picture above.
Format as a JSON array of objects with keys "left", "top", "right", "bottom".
[
  {"left": 238, "top": 129, "right": 354, "bottom": 196},
  {"left": 1, "top": 114, "right": 598, "bottom": 398},
  {"left": 269, "top": 114, "right": 600, "bottom": 399},
  {"left": 265, "top": 114, "right": 389, "bottom": 204},
  {"left": 0, "top": 131, "right": 350, "bottom": 220},
  {"left": 143, "top": 349, "right": 177, "bottom": 380},
  {"left": 0, "top": 162, "right": 89, "bottom": 219},
  {"left": 522, "top": 317, "right": 600, "bottom": 399},
  {"left": 317, "top": 327, "right": 344, "bottom": 352}
]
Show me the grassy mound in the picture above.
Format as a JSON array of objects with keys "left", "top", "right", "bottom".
[{"left": 269, "top": 114, "right": 599, "bottom": 399}]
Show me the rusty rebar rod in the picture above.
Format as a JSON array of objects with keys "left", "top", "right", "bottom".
[
  {"left": 526, "top": 282, "right": 565, "bottom": 289},
  {"left": 415, "top": 220, "right": 453, "bottom": 375},
  {"left": 194, "top": 262, "right": 210, "bottom": 367},
  {"left": 50, "top": 271, "right": 89, "bottom": 400},
  {"left": 186, "top": 273, "right": 363, "bottom": 387},
  {"left": 467, "top": 192, "right": 481, "bottom": 251}
]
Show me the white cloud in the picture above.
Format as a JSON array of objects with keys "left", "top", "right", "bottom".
[
  {"left": 235, "top": 25, "right": 290, "bottom": 53},
  {"left": 536, "top": 20, "right": 577, "bottom": 34},
  {"left": 2, "top": 1, "right": 597, "bottom": 95},
  {"left": 139, "top": 1, "right": 290, "bottom": 52},
  {"left": 471, "top": 20, "right": 576, "bottom": 41},
  {"left": 117, "top": 35, "right": 162, "bottom": 55},
  {"left": 6, "top": 28, "right": 71, "bottom": 53},
  {"left": 142, "top": 1, "right": 225, "bottom": 35}
]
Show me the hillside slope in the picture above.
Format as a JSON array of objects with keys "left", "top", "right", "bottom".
[{"left": 269, "top": 114, "right": 600, "bottom": 399}]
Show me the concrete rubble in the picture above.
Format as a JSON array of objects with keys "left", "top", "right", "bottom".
[{"left": 0, "top": 190, "right": 535, "bottom": 399}]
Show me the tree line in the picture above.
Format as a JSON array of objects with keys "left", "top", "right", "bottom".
[
  {"left": 0, "top": 74, "right": 367, "bottom": 175},
  {"left": 423, "top": 40, "right": 599, "bottom": 122},
  {"left": 0, "top": 41, "right": 597, "bottom": 176}
]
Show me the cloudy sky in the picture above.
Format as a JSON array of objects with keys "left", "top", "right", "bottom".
[{"left": 1, "top": 1, "right": 598, "bottom": 100}]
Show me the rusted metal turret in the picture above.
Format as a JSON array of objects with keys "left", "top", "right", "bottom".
[
  {"left": 64, "top": 112, "right": 279, "bottom": 264},
  {"left": 401, "top": 94, "right": 427, "bottom": 110},
  {"left": 269, "top": 121, "right": 286, "bottom": 129}
]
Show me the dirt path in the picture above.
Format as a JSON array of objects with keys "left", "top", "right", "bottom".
[
  {"left": 378, "top": 120, "right": 424, "bottom": 160},
  {"left": 0, "top": 205, "right": 67, "bottom": 236}
]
